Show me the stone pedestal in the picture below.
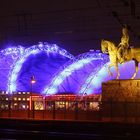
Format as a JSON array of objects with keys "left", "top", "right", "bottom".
[
  {"left": 102, "top": 79, "right": 140, "bottom": 102},
  {"left": 101, "top": 79, "right": 140, "bottom": 123}
]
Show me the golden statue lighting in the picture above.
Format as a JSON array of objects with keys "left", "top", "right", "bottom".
[
  {"left": 117, "top": 25, "right": 129, "bottom": 64},
  {"left": 101, "top": 39, "right": 120, "bottom": 79},
  {"left": 101, "top": 26, "right": 140, "bottom": 79}
]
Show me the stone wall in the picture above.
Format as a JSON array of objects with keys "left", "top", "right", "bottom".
[
  {"left": 102, "top": 79, "right": 140, "bottom": 102},
  {"left": 101, "top": 80, "right": 140, "bottom": 123}
]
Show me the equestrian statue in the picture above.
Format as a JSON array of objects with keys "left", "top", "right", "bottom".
[{"left": 101, "top": 25, "right": 140, "bottom": 79}]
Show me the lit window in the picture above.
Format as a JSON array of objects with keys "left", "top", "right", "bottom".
[
  {"left": 23, "top": 98, "right": 25, "bottom": 101},
  {"left": 14, "top": 97, "right": 17, "bottom": 101},
  {"left": 27, "top": 98, "right": 30, "bottom": 101},
  {"left": 27, "top": 92, "right": 30, "bottom": 94},
  {"left": 18, "top": 92, "right": 21, "bottom": 94},
  {"left": 23, "top": 92, "right": 25, "bottom": 94},
  {"left": 6, "top": 98, "right": 8, "bottom": 100},
  {"left": 18, "top": 98, "right": 21, "bottom": 101},
  {"left": 14, "top": 103, "right": 17, "bottom": 106},
  {"left": 22, "top": 105, "right": 26, "bottom": 109},
  {"left": 6, "top": 92, "right": 8, "bottom": 94}
]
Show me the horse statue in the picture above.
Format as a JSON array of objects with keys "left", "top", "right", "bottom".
[
  {"left": 101, "top": 39, "right": 120, "bottom": 79},
  {"left": 101, "top": 39, "right": 140, "bottom": 79}
]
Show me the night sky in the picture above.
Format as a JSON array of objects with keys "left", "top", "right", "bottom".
[{"left": 0, "top": 0, "right": 139, "bottom": 55}]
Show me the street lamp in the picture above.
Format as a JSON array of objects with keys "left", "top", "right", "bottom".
[
  {"left": 30, "top": 75, "right": 36, "bottom": 110},
  {"left": 31, "top": 75, "right": 36, "bottom": 84}
]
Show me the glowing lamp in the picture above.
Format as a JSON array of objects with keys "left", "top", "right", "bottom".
[{"left": 31, "top": 75, "right": 36, "bottom": 84}]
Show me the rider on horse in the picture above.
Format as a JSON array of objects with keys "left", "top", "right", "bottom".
[{"left": 117, "top": 25, "right": 129, "bottom": 63}]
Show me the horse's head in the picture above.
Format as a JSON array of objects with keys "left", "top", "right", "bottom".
[{"left": 101, "top": 39, "right": 109, "bottom": 54}]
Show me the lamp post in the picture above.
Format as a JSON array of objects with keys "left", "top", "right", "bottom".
[{"left": 30, "top": 75, "right": 36, "bottom": 111}]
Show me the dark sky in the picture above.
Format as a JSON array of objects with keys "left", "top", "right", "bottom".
[{"left": 0, "top": 0, "right": 139, "bottom": 55}]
